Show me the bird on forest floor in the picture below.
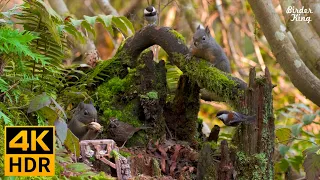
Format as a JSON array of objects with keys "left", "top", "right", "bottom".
[
  {"left": 216, "top": 111, "right": 256, "bottom": 127},
  {"left": 107, "top": 117, "right": 151, "bottom": 147},
  {"left": 144, "top": 5, "right": 158, "bottom": 25}
]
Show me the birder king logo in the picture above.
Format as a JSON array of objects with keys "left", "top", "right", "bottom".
[
  {"left": 4, "top": 126, "right": 55, "bottom": 176},
  {"left": 286, "top": 6, "right": 312, "bottom": 23}
]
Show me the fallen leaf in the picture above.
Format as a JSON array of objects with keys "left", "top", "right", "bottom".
[{"left": 170, "top": 145, "right": 182, "bottom": 176}]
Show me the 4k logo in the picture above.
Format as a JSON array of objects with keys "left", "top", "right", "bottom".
[{"left": 5, "top": 126, "right": 55, "bottom": 176}]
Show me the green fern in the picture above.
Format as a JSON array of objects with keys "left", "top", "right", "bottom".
[{"left": 0, "top": 27, "right": 50, "bottom": 66}]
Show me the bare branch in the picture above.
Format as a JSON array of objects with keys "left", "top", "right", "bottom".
[
  {"left": 95, "top": 0, "right": 119, "bottom": 16},
  {"left": 301, "top": 0, "right": 320, "bottom": 37},
  {"left": 280, "top": 0, "right": 320, "bottom": 78}
]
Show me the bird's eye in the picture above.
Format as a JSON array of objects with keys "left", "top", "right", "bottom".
[
  {"left": 84, "top": 110, "right": 88, "bottom": 115},
  {"left": 202, "top": 36, "right": 206, "bottom": 40}
]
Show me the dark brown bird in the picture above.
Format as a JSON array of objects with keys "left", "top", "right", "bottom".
[{"left": 107, "top": 118, "right": 150, "bottom": 147}]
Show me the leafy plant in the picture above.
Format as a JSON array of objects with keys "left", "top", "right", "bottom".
[{"left": 274, "top": 103, "right": 320, "bottom": 178}]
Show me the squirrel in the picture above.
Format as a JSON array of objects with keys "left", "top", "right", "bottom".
[
  {"left": 190, "top": 25, "right": 231, "bottom": 73},
  {"left": 68, "top": 102, "right": 103, "bottom": 140}
]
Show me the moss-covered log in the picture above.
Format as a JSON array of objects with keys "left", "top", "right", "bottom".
[{"left": 121, "top": 25, "right": 247, "bottom": 105}]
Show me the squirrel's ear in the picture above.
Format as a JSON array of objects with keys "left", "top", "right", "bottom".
[
  {"left": 205, "top": 26, "right": 210, "bottom": 34},
  {"left": 197, "top": 25, "right": 201, "bottom": 30},
  {"left": 89, "top": 100, "right": 93, "bottom": 104},
  {"left": 79, "top": 102, "right": 85, "bottom": 109}
]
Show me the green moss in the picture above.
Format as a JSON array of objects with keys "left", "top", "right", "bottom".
[
  {"left": 119, "top": 150, "right": 131, "bottom": 158},
  {"left": 111, "top": 150, "right": 120, "bottom": 159},
  {"left": 236, "top": 151, "right": 268, "bottom": 180},
  {"left": 140, "top": 91, "right": 159, "bottom": 100},
  {"left": 152, "top": 158, "right": 161, "bottom": 176},
  {"left": 169, "top": 29, "right": 186, "bottom": 44},
  {"left": 172, "top": 53, "right": 241, "bottom": 105},
  {"left": 96, "top": 69, "right": 141, "bottom": 127}
]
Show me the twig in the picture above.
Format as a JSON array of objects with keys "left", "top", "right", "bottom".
[
  {"left": 165, "top": 123, "right": 173, "bottom": 139},
  {"left": 84, "top": 0, "right": 96, "bottom": 15},
  {"left": 0, "top": 80, "right": 20, "bottom": 97},
  {"left": 7, "top": 104, "right": 28, "bottom": 110},
  {"left": 160, "top": 0, "right": 176, "bottom": 12},
  {"left": 253, "top": 40, "right": 266, "bottom": 72}
]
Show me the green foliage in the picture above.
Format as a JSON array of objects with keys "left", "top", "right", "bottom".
[
  {"left": 166, "top": 64, "right": 183, "bottom": 93},
  {"left": 64, "top": 129, "right": 80, "bottom": 157},
  {"left": 66, "top": 14, "right": 134, "bottom": 42},
  {"left": 303, "top": 146, "right": 320, "bottom": 180},
  {"left": 0, "top": 28, "right": 49, "bottom": 64},
  {"left": 275, "top": 103, "right": 320, "bottom": 176},
  {"left": 66, "top": 163, "right": 92, "bottom": 172},
  {"left": 27, "top": 92, "right": 52, "bottom": 113},
  {"left": 275, "top": 128, "right": 291, "bottom": 144},
  {"left": 0, "top": 0, "right": 136, "bottom": 178}
]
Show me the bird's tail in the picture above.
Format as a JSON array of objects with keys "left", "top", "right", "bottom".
[{"left": 246, "top": 115, "right": 256, "bottom": 123}]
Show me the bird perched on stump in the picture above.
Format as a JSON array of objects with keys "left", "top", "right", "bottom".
[
  {"left": 216, "top": 111, "right": 256, "bottom": 127},
  {"left": 107, "top": 118, "right": 151, "bottom": 147},
  {"left": 144, "top": 5, "right": 158, "bottom": 25}
]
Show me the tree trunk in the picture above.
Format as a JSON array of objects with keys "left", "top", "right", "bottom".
[
  {"left": 197, "top": 67, "right": 274, "bottom": 179},
  {"left": 232, "top": 67, "right": 274, "bottom": 179}
]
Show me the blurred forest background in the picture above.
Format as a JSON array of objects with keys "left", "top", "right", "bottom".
[{"left": 1, "top": 0, "right": 320, "bottom": 179}]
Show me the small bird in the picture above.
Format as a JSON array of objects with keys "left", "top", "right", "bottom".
[
  {"left": 107, "top": 118, "right": 151, "bottom": 147},
  {"left": 144, "top": 5, "right": 158, "bottom": 25},
  {"left": 216, "top": 111, "right": 256, "bottom": 127}
]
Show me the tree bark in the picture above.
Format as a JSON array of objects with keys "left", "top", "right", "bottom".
[
  {"left": 164, "top": 75, "right": 200, "bottom": 142},
  {"left": 247, "top": 0, "right": 320, "bottom": 107},
  {"left": 232, "top": 67, "right": 274, "bottom": 179},
  {"left": 47, "top": 0, "right": 69, "bottom": 16},
  {"left": 280, "top": 0, "right": 320, "bottom": 79},
  {"left": 95, "top": 0, "right": 119, "bottom": 16},
  {"left": 301, "top": 0, "right": 320, "bottom": 37}
]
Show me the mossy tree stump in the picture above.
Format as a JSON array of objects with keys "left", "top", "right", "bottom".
[
  {"left": 231, "top": 67, "right": 275, "bottom": 179},
  {"left": 84, "top": 25, "right": 274, "bottom": 178},
  {"left": 89, "top": 25, "right": 246, "bottom": 145}
]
